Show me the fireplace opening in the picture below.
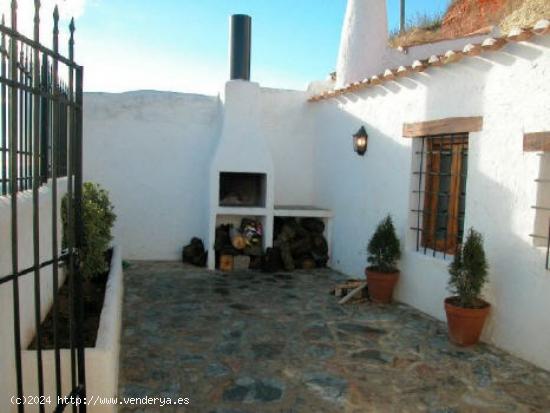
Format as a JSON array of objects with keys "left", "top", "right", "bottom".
[{"left": 219, "top": 172, "right": 266, "bottom": 207}]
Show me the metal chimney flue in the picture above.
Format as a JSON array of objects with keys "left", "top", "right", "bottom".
[{"left": 229, "top": 14, "right": 251, "bottom": 81}]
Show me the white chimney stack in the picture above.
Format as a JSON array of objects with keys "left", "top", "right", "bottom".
[{"left": 335, "top": 0, "right": 389, "bottom": 87}]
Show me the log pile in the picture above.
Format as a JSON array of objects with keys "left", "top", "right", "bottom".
[
  {"left": 272, "top": 217, "right": 329, "bottom": 272},
  {"left": 215, "top": 219, "right": 264, "bottom": 270},
  {"left": 214, "top": 217, "right": 329, "bottom": 272}
]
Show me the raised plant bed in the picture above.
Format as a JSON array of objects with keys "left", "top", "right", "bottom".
[
  {"left": 29, "top": 249, "right": 113, "bottom": 349},
  {"left": 21, "top": 246, "right": 123, "bottom": 413}
]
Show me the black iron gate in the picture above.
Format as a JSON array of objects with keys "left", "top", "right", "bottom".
[{"left": 0, "top": 1, "right": 85, "bottom": 412}]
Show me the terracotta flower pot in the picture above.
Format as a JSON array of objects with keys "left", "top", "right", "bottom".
[
  {"left": 444, "top": 297, "right": 490, "bottom": 346},
  {"left": 365, "top": 268, "right": 399, "bottom": 304}
]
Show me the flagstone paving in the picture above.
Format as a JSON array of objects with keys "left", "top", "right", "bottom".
[{"left": 118, "top": 261, "right": 550, "bottom": 412}]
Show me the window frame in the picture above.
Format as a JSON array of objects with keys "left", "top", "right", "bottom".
[{"left": 421, "top": 134, "right": 468, "bottom": 255}]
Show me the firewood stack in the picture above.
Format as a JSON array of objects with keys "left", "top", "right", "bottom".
[
  {"left": 273, "top": 217, "right": 329, "bottom": 272},
  {"left": 215, "top": 219, "right": 264, "bottom": 270},
  {"left": 214, "top": 217, "right": 328, "bottom": 272}
]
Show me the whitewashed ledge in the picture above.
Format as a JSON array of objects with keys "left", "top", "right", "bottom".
[{"left": 21, "top": 246, "right": 124, "bottom": 413}]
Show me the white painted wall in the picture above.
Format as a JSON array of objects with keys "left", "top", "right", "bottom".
[
  {"left": 84, "top": 87, "right": 316, "bottom": 262},
  {"left": 336, "top": 0, "right": 389, "bottom": 87},
  {"left": 312, "top": 35, "right": 550, "bottom": 371},
  {"left": 83, "top": 91, "right": 221, "bottom": 261},
  {"left": 260, "top": 86, "right": 316, "bottom": 206},
  {"left": 0, "top": 180, "right": 67, "bottom": 410},
  {"left": 81, "top": 25, "right": 550, "bottom": 374}
]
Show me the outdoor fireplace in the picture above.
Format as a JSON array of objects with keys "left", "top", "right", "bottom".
[
  {"left": 205, "top": 14, "right": 335, "bottom": 271},
  {"left": 219, "top": 172, "right": 266, "bottom": 207},
  {"left": 205, "top": 15, "right": 277, "bottom": 271}
]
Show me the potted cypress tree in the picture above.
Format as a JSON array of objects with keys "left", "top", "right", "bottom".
[
  {"left": 365, "top": 215, "right": 401, "bottom": 304},
  {"left": 445, "top": 228, "right": 490, "bottom": 346}
]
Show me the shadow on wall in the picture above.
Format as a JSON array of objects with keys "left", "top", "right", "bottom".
[
  {"left": 412, "top": 35, "right": 550, "bottom": 368},
  {"left": 311, "top": 33, "right": 550, "bottom": 370},
  {"left": 311, "top": 99, "right": 413, "bottom": 278},
  {"left": 533, "top": 153, "right": 550, "bottom": 247},
  {"left": 465, "top": 146, "right": 550, "bottom": 368},
  {"left": 83, "top": 91, "right": 223, "bottom": 261},
  {"left": 470, "top": 35, "right": 550, "bottom": 368},
  {"left": 311, "top": 50, "right": 493, "bottom": 276}
]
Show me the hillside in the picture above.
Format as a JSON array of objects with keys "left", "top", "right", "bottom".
[
  {"left": 390, "top": 0, "right": 550, "bottom": 47},
  {"left": 500, "top": 0, "right": 550, "bottom": 31}
]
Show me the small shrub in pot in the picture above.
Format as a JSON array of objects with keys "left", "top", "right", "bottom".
[
  {"left": 365, "top": 215, "right": 401, "bottom": 303},
  {"left": 445, "top": 228, "right": 490, "bottom": 346}
]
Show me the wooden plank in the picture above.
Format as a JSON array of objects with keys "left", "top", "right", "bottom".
[
  {"left": 233, "top": 255, "right": 251, "bottom": 270},
  {"left": 403, "top": 117, "right": 483, "bottom": 138},
  {"left": 220, "top": 255, "right": 234, "bottom": 272},
  {"left": 524, "top": 132, "right": 550, "bottom": 152},
  {"left": 339, "top": 283, "right": 367, "bottom": 305},
  {"left": 333, "top": 280, "right": 363, "bottom": 298}
]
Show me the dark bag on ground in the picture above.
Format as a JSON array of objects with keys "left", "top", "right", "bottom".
[{"left": 182, "top": 237, "right": 207, "bottom": 267}]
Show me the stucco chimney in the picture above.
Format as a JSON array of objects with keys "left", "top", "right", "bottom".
[{"left": 335, "top": 0, "right": 389, "bottom": 87}]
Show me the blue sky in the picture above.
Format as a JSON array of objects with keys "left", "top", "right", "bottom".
[{"left": 1, "top": 0, "right": 450, "bottom": 94}]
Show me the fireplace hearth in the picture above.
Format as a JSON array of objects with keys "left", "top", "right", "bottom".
[{"left": 219, "top": 172, "right": 266, "bottom": 207}]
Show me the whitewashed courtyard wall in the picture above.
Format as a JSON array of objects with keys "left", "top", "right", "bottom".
[
  {"left": 84, "top": 88, "right": 315, "bottom": 261},
  {"left": 82, "top": 36, "right": 550, "bottom": 372},
  {"left": 260, "top": 87, "right": 316, "bottom": 206},
  {"left": 83, "top": 92, "right": 220, "bottom": 261},
  {"left": 0, "top": 180, "right": 67, "bottom": 409},
  {"left": 312, "top": 35, "right": 550, "bottom": 371}
]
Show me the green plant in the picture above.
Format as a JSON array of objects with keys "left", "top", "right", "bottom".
[
  {"left": 409, "top": 10, "right": 445, "bottom": 31},
  {"left": 388, "top": 2, "right": 452, "bottom": 47},
  {"left": 448, "top": 228, "right": 489, "bottom": 308},
  {"left": 389, "top": 9, "right": 446, "bottom": 38},
  {"left": 62, "top": 182, "right": 116, "bottom": 281},
  {"left": 367, "top": 215, "right": 401, "bottom": 273}
]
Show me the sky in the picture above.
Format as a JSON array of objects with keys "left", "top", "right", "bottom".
[{"left": 0, "top": 0, "right": 450, "bottom": 95}]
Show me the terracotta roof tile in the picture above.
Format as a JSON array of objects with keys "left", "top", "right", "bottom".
[{"left": 308, "top": 19, "right": 550, "bottom": 102}]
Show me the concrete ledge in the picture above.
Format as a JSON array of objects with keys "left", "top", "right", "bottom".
[{"left": 20, "top": 246, "right": 124, "bottom": 413}]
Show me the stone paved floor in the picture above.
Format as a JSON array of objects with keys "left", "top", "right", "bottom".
[{"left": 118, "top": 261, "right": 550, "bottom": 413}]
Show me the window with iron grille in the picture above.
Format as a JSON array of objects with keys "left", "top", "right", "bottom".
[
  {"left": 529, "top": 153, "right": 550, "bottom": 269},
  {"left": 412, "top": 133, "right": 469, "bottom": 257}
]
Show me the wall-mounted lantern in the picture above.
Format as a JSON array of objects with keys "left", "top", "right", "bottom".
[{"left": 353, "top": 126, "right": 368, "bottom": 156}]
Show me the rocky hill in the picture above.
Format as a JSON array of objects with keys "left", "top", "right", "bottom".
[
  {"left": 391, "top": 0, "right": 550, "bottom": 47},
  {"left": 440, "top": 0, "right": 507, "bottom": 38}
]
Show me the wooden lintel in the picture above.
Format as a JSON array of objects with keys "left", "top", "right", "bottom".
[
  {"left": 524, "top": 132, "right": 550, "bottom": 152},
  {"left": 403, "top": 117, "right": 483, "bottom": 138}
]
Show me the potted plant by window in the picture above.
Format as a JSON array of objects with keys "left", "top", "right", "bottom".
[
  {"left": 445, "top": 228, "right": 490, "bottom": 346},
  {"left": 365, "top": 215, "right": 401, "bottom": 304}
]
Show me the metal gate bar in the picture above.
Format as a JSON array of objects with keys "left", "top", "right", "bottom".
[
  {"left": 51, "top": 8, "right": 61, "bottom": 407},
  {"left": 8, "top": 5, "right": 24, "bottom": 413},
  {"left": 0, "top": 1, "right": 85, "bottom": 412}
]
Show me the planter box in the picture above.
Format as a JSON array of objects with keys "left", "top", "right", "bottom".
[{"left": 19, "top": 246, "right": 124, "bottom": 413}]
